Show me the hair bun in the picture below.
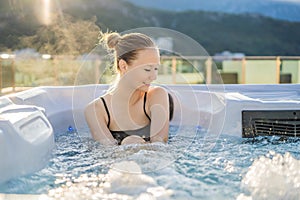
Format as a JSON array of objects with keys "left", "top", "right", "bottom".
[{"left": 106, "top": 32, "right": 121, "bottom": 49}]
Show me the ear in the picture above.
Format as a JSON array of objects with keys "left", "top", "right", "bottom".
[{"left": 118, "top": 59, "right": 128, "bottom": 73}]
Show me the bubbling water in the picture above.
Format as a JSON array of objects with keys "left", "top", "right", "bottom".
[
  {"left": 238, "top": 151, "right": 300, "bottom": 200},
  {"left": 47, "top": 160, "right": 173, "bottom": 200}
]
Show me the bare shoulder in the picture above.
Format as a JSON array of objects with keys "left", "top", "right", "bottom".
[
  {"left": 85, "top": 98, "right": 98, "bottom": 110},
  {"left": 147, "top": 86, "right": 168, "bottom": 102},
  {"left": 148, "top": 86, "right": 168, "bottom": 94},
  {"left": 84, "top": 96, "right": 105, "bottom": 115}
]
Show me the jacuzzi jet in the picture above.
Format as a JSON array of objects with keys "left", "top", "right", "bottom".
[{"left": 242, "top": 110, "right": 300, "bottom": 137}]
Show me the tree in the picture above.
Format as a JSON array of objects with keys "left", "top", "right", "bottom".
[{"left": 20, "top": 14, "right": 100, "bottom": 55}]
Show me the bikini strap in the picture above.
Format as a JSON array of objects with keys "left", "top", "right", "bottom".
[
  {"left": 143, "top": 92, "right": 151, "bottom": 121},
  {"left": 100, "top": 97, "right": 111, "bottom": 127},
  {"left": 143, "top": 92, "right": 174, "bottom": 121}
]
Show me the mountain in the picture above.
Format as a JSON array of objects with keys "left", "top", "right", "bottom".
[
  {"left": 124, "top": 0, "right": 300, "bottom": 22},
  {"left": 1, "top": 0, "right": 300, "bottom": 56},
  {"left": 63, "top": 0, "right": 300, "bottom": 55}
]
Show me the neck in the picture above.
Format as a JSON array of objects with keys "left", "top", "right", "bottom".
[{"left": 112, "top": 82, "right": 144, "bottom": 105}]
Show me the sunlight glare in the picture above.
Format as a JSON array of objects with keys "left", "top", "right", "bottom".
[{"left": 42, "top": 0, "right": 51, "bottom": 25}]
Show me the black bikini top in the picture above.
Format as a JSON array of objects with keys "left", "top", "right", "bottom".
[
  {"left": 100, "top": 93, "right": 151, "bottom": 144},
  {"left": 100, "top": 92, "right": 174, "bottom": 145}
]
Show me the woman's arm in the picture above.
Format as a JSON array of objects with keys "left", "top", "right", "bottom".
[
  {"left": 148, "top": 87, "right": 170, "bottom": 143},
  {"left": 121, "top": 135, "right": 146, "bottom": 145},
  {"left": 84, "top": 99, "right": 117, "bottom": 145}
]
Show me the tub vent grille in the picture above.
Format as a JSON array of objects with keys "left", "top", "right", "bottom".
[{"left": 242, "top": 110, "right": 300, "bottom": 137}]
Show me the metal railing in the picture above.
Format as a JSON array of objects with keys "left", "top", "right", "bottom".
[{"left": 1, "top": 55, "right": 300, "bottom": 95}]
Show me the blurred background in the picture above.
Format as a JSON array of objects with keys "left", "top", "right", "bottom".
[{"left": 1, "top": 0, "right": 300, "bottom": 95}]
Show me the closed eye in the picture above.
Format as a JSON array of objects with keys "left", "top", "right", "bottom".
[{"left": 144, "top": 65, "right": 159, "bottom": 72}]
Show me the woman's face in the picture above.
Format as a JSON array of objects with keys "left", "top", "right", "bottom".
[{"left": 123, "top": 48, "right": 160, "bottom": 91}]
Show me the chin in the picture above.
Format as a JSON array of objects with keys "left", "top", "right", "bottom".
[{"left": 137, "top": 85, "right": 150, "bottom": 92}]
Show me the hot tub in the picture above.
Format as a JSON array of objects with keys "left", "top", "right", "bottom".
[{"left": 1, "top": 84, "right": 300, "bottom": 184}]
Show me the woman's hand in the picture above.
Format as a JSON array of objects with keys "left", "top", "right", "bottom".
[
  {"left": 121, "top": 135, "right": 146, "bottom": 145},
  {"left": 150, "top": 135, "right": 164, "bottom": 143}
]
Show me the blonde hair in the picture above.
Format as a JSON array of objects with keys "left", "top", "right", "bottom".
[{"left": 99, "top": 31, "right": 156, "bottom": 72}]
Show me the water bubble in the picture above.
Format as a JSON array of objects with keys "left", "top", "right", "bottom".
[{"left": 240, "top": 152, "right": 300, "bottom": 200}]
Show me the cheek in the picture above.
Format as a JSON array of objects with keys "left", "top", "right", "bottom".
[
  {"left": 125, "top": 70, "right": 145, "bottom": 85},
  {"left": 129, "top": 69, "right": 147, "bottom": 79}
]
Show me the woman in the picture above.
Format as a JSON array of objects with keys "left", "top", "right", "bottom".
[{"left": 85, "top": 31, "right": 173, "bottom": 145}]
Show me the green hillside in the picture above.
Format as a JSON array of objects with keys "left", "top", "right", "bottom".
[{"left": 1, "top": 0, "right": 300, "bottom": 56}]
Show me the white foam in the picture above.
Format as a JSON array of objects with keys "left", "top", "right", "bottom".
[
  {"left": 47, "top": 161, "right": 173, "bottom": 200},
  {"left": 239, "top": 151, "right": 300, "bottom": 200}
]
